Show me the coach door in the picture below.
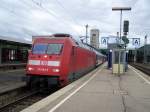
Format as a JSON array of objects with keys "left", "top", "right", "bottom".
[{"left": 72, "top": 46, "right": 77, "bottom": 80}]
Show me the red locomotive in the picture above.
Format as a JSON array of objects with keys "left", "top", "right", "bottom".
[{"left": 26, "top": 34, "right": 105, "bottom": 87}]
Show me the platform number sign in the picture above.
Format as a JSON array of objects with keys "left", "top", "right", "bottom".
[
  {"left": 101, "top": 37, "right": 108, "bottom": 46},
  {"left": 132, "top": 38, "right": 140, "bottom": 47}
]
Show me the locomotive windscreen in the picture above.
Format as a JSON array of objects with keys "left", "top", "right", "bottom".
[
  {"left": 32, "top": 44, "right": 47, "bottom": 54},
  {"left": 47, "top": 44, "right": 63, "bottom": 55},
  {"left": 32, "top": 43, "right": 63, "bottom": 54}
]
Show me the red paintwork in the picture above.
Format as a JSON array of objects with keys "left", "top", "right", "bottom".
[{"left": 26, "top": 35, "right": 105, "bottom": 86}]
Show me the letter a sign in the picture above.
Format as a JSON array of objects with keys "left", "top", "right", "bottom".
[
  {"left": 132, "top": 38, "right": 140, "bottom": 47},
  {"left": 101, "top": 37, "right": 108, "bottom": 46}
]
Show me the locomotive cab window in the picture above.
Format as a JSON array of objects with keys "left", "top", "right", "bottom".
[
  {"left": 47, "top": 44, "right": 63, "bottom": 55},
  {"left": 32, "top": 44, "right": 47, "bottom": 54}
]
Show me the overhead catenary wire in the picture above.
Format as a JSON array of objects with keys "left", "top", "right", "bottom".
[
  {"left": 0, "top": 4, "right": 35, "bottom": 37},
  {"left": 0, "top": 0, "right": 56, "bottom": 36},
  {"left": 30, "top": 0, "right": 81, "bottom": 35},
  {"left": 12, "top": 0, "right": 79, "bottom": 36},
  {"left": 31, "top": 0, "right": 60, "bottom": 19},
  {"left": 1, "top": 0, "right": 81, "bottom": 36},
  {"left": 0, "top": 1, "right": 42, "bottom": 36},
  {"left": 20, "top": 0, "right": 60, "bottom": 33},
  {"left": 55, "top": 0, "right": 82, "bottom": 27}
]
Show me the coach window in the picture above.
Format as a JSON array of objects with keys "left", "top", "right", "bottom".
[{"left": 47, "top": 44, "right": 63, "bottom": 55}]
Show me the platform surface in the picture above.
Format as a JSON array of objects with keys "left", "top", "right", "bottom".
[{"left": 22, "top": 64, "right": 150, "bottom": 112}]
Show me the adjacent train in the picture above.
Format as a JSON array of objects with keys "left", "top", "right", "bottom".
[{"left": 26, "top": 34, "right": 106, "bottom": 87}]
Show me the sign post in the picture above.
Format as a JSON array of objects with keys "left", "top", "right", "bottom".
[{"left": 112, "top": 7, "right": 131, "bottom": 75}]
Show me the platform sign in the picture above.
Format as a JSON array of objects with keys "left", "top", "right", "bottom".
[
  {"left": 101, "top": 37, "right": 108, "bottom": 47},
  {"left": 132, "top": 38, "right": 140, "bottom": 47}
]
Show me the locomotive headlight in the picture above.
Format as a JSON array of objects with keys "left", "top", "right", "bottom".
[
  {"left": 52, "top": 69, "right": 60, "bottom": 72},
  {"left": 28, "top": 67, "right": 33, "bottom": 71},
  {"left": 44, "top": 55, "right": 48, "bottom": 58}
]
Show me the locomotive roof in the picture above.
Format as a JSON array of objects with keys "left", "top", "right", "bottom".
[
  {"left": 33, "top": 33, "right": 105, "bottom": 57},
  {"left": 72, "top": 39, "right": 105, "bottom": 57},
  {"left": 53, "top": 33, "right": 71, "bottom": 37}
]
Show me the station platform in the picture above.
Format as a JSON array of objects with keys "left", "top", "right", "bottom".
[
  {"left": 0, "top": 69, "right": 26, "bottom": 94},
  {"left": 21, "top": 63, "right": 150, "bottom": 112},
  {"left": 0, "top": 63, "right": 26, "bottom": 71}
]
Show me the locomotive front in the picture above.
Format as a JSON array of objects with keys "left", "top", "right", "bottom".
[{"left": 26, "top": 38, "right": 64, "bottom": 87}]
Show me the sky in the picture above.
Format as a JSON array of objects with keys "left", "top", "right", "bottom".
[{"left": 0, "top": 0, "right": 150, "bottom": 48}]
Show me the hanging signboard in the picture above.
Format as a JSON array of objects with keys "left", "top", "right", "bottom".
[
  {"left": 101, "top": 37, "right": 108, "bottom": 46},
  {"left": 132, "top": 38, "right": 140, "bottom": 47}
]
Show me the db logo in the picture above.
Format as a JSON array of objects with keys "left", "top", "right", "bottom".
[{"left": 40, "top": 61, "right": 48, "bottom": 65}]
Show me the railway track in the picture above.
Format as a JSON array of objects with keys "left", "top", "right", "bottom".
[
  {"left": 0, "top": 86, "right": 58, "bottom": 112},
  {"left": 130, "top": 63, "right": 150, "bottom": 76}
]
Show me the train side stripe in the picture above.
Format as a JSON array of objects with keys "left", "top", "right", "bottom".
[
  {"left": 48, "top": 61, "right": 60, "bottom": 66},
  {"left": 28, "top": 60, "right": 60, "bottom": 66},
  {"left": 28, "top": 60, "right": 40, "bottom": 65}
]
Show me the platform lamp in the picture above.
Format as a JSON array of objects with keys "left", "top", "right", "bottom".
[
  {"left": 144, "top": 35, "right": 147, "bottom": 64},
  {"left": 112, "top": 7, "right": 131, "bottom": 43},
  {"left": 112, "top": 7, "right": 131, "bottom": 75},
  {"left": 85, "top": 24, "right": 89, "bottom": 44}
]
